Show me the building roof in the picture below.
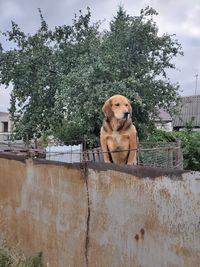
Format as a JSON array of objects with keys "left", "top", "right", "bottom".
[
  {"left": 155, "top": 108, "right": 172, "bottom": 122},
  {"left": 0, "top": 112, "right": 9, "bottom": 117},
  {"left": 172, "top": 95, "right": 200, "bottom": 127}
]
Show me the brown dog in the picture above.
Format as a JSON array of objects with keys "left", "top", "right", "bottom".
[{"left": 100, "top": 95, "right": 137, "bottom": 165}]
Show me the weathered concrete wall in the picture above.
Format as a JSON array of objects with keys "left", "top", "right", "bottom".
[{"left": 0, "top": 153, "right": 200, "bottom": 267}]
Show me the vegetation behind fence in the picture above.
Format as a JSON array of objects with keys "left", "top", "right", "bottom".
[
  {"left": 84, "top": 141, "right": 183, "bottom": 170},
  {"left": 0, "top": 136, "right": 183, "bottom": 170}
]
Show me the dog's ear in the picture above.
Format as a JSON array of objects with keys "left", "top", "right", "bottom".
[
  {"left": 128, "top": 101, "right": 132, "bottom": 117},
  {"left": 102, "top": 99, "right": 112, "bottom": 117}
]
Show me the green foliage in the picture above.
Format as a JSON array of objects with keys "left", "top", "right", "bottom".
[
  {"left": 147, "top": 128, "right": 200, "bottom": 171},
  {"left": 0, "top": 243, "right": 43, "bottom": 267},
  {"left": 0, "top": 9, "right": 63, "bottom": 140},
  {"left": 0, "top": 6, "right": 182, "bottom": 141},
  {"left": 184, "top": 131, "right": 200, "bottom": 170},
  {"left": 53, "top": 119, "right": 85, "bottom": 142}
]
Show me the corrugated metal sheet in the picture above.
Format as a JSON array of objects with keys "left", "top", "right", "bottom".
[{"left": 173, "top": 95, "right": 200, "bottom": 127}]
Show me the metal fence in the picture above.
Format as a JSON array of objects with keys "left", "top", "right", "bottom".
[
  {"left": 137, "top": 141, "right": 183, "bottom": 169},
  {"left": 46, "top": 144, "right": 82, "bottom": 163},
  {"left": 83, "top": 141, "right": 183, "bottom": 169},
  {"left": 0, "top": 139, "right": 183, "bottom": 170}
]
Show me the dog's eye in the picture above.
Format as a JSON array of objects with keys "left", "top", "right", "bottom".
[{"left": 115, "top": 103, "right": 120, "bottom": 106}]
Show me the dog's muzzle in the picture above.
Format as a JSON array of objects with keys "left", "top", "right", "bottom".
[{"left": 123, "top": 112, "right": 130, "bottom": 119}]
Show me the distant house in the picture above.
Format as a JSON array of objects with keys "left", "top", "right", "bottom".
[
  {"left": 0, "top": 112, "right": 12, "bottom": 141},
  {"left": 155, "top": 108, "right": 173, "bottom": 132},
  {"left": 172, "top": 95, "right": 200, "bottom": 131},
  {"left": 0, "top": 112, "right": 12, "bottom": 132}
]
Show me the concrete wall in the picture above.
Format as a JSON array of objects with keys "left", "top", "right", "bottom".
[
  {"left": 0, "top": 153, "right": 199, "bottom": 267},
  {"left": 155, "top": 121, "right": 173, "bottom": 132}
]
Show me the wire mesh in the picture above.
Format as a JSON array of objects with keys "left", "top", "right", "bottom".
[
  {"left": 137, "top": 142, "right": 182, "bottom": 169},
  {"left": 0, "top": 139, "right": 183, "bottom": 169},
  {"left": 83, "top": 141, "right": 183, "bottom": 169}
]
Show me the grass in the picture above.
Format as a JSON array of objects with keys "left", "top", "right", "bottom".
[{"left": 0, "top": 240, "right": 43, "bottom": 267}]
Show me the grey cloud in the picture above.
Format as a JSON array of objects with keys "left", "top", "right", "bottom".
[{"left": 0, "top": 0, "right": 200, "bottom": 110}]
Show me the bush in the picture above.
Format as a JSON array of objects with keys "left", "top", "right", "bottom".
[
  {"left": 0, "top": 241, "right": 43, "bottom": 267},
  {"left": 146, "top": 128, "right": 200, "bottom": 171}
]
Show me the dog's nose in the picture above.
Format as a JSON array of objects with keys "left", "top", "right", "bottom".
[{"left": 124, "top": 112, "right": 130, "bottom": 119}]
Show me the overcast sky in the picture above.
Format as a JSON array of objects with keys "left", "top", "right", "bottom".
[{"left": 0, "top": 0, "right": 200, "bottom": 111}]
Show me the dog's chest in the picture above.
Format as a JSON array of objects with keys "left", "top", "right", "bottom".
[
  {"left": 107, "top": 131, "right": 129, "bottom": 150},
  {"left": 112, "top": 131, "right": 121, "bottom": 144}
]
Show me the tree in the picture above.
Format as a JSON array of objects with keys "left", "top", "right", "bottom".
[
  {"left": 58, "top": 6, "right": 183, "bottom": 141},
  {"left": 0, "top": 9, "right": 63, "bottom": 140},
  {"left": 0, "top": 6, "right": 183, "bottom": 142}
]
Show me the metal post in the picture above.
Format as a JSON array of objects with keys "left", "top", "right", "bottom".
[{"left": 176, "top": 140, "right": 183, "bottom": 169}]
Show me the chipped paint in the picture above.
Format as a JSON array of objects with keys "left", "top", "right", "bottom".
[
  {"left": 87, "top": 168, "right": 200, "bottom": 267},
  {"left": 0, "top": 157, "right": 87, "bottom": 267},
  {"left": 0, "top": 154, "right": 199, "bottom": 267}
]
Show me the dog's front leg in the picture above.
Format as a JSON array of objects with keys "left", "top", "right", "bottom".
[
  {"left": 101, "top": 139, "right": 111, "bottom": 163},
  {"left": 100, "top": 129, "right": 111, "bottom": 163},
  {"left": 127, "top": 130, "right": 138, "bottom": 165}
]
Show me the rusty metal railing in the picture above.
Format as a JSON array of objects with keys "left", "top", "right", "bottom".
[
  {"left": 0, "top": 139, "right": 183, "bottom": 170},
  {"left": 83, "top": 141, "right": 183, "bottom": 169}
]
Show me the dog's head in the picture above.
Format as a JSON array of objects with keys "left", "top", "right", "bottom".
[{"left": 102, "top": 95, "right": 132, "bottom": 120}]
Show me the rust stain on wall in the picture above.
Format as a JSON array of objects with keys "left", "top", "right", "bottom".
[
  {"left": 159, "top": 188, "right": 171, "bottom": 200},
  {"left": 0, "top": 153, "right": 200, "bottom": 267},
  {"left": 87, "top": 161, "right": 187, "bottom": 180},
  {"left": 0, "top": 156, "right": 87, "bottom": 267},
  {"left": 87, "top": 167, "right": 200, "bottom": 267}
]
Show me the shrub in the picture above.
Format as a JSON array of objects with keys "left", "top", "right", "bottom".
[
  {"left": 147, "top": 129, "right": 200, "bottom": 171},
  {"left": 0, "top": 241, "right": 43, "bottom": 267}
]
